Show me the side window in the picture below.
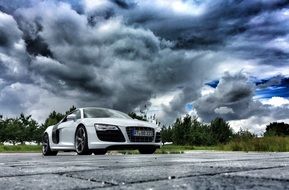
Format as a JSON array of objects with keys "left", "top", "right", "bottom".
[{"left": 75, "top": 110, "right": 81, "bottom": 119}]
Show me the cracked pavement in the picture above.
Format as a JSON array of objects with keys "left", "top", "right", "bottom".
[{"left": 1, "top": 151, "right": 289, "bottom": 189}]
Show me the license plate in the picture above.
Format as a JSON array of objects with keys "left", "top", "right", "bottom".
[{"left": 133, "top": 130, "right": 153, "bottom": 137}]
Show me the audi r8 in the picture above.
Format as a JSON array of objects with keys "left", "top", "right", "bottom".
[{"left": 42, "top": 107, "right": 161, "bottom": 156}]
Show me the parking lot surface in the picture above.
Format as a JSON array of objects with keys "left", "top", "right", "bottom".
[{"left": 1, "top": 151, "right": 289, "bottom": 189}]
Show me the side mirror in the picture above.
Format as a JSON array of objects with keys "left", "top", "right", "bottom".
[{"left": 67, "top": 114, "right": 76, "bottom": 121}]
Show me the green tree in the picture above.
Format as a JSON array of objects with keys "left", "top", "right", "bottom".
[
  {"left": 42, "top": 111, "right": 64, "bottom": 129},
  {"left": 65, "top": 105, "right": 76, "bottom": 115},
  {"left": 0, "top": 106, "right": 79, "bottom": 145},
  {"left": 210, "top": 117, "right": 233, "bottom": 144},
  {"left": 4, "top": 118, "right": 22, "bottom": 145},
  {"left": 26, "top": 118, "right": 40, "bottom": 143},
  {"left": 36, "top": 110, "right": 64, "bottom": 141},
  {"left": 37, "top": 106, "right": 77, "bottom": 143},
  {"left": 170, "top": 115, "right": 218, "bottom": 146},
  {"left": 264, "top": 122, "right": 289, "bottom": 136},
  {"left": 0, "top": 119, "right": 8, "bottom": 144},
  {"left": 172, "top": 118, "right": 186, "bottom": 145},
  {"left": 18, "top": 114, "right": 40, "bottom": 144},
  {"left": 182, "top": 115, "right": 192, "bottom": 144},
  {"left": 128, "top": 112, "right": 147, "bottom": 121},
  {"left": 0, "top": 118, "right": 6, "bottom": 144},
  {"left": 160, "top": 126, "right": 173, "bottom": 143},
  {"left": 189, "top": 118, "right": 215, "bottom": 146},
  {"left": 234, "top": 128, "right": 256, "bottom": 140}
]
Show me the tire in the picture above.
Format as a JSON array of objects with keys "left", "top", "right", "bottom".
[
  {"left": 75, "top": 125, "right": 92, "bottom": 155},
  {"left": 138, "top": 147, "right": 157, "bottom": 154},
  {"left": 93, "top": 149, "right": 107, "bottom": 155},
  {"left": 42, "top": 133, "right": 58, "bottom": 156}
]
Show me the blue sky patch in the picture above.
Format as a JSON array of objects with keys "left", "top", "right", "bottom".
[{"left": 205, "top": 80, "right": 219, "bottom": 88}]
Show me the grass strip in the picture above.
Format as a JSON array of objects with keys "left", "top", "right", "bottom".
[
  {"left": 219, "top": 137, "right": 289, "bottom": 152},
  {"left": 2, "top": 137, "right": 289, "bottom": 153},
  {"left": 0, "top": 144, "right": 42, "bottom": 152}
]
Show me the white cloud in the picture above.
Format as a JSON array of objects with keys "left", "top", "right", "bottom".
[
  {"left": 216, "top": 57, "right": 289, "bottom": 80},
  {"left": 155, "top": 0, "right": 205, "bottom": 16},
  {"left": 229, "top": 116, "right": 289, "bottom": 136},
  {"left": 214, "top": 106, "right": 234, "bottom": 115},
  {"left": 149, "top": 91, "right": 180, "bottom": 108},
  {"left": 260, "top": 97, "right": 289, "bottom": 107},
  {"left": 267, "top": 36, "right": 289, "bottom": 53},
  {"left": 201, "top": 85, "right": 215, "bottom": 96},
  {"left": 83, "top": 0, "right": 111, "bottom": 13}
]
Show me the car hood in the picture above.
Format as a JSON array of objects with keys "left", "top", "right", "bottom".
[{"left": 82, "top": 118, "right": 158, "bottom": 128}]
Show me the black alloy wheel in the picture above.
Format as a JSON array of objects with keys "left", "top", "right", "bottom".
[
  {"left": 42, "top": 133, "right": 58, "bottom": 156},
  {"left": 75, "top": 126, "right": 92, "bottom": 155}
]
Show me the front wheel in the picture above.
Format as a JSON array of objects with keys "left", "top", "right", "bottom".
[
  {"left": 42, "top": 133, "right": 58, "bottom": 156},
  {"left": 138, "top": 147, "right": 157, "bottom": 154},
  {"left": 75, "top": 125, "right": 91, "bottom": 155}
]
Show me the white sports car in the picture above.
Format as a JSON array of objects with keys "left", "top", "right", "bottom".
[{"left": 42, "top": 107, "right": 161, "bottom": 156}]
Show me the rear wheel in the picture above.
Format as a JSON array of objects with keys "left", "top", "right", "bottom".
[
  {"left": 42, "top": 133, "right": 58, "bottom": 156},
  {"left": 75, "top": 125, "right": 92, "bottom": 155},
  {"left": 93, "top": 149, "right": 107, "bottom": 155},
  {"left": 138, "top": 147, "right": 157, "bottom": 154}
]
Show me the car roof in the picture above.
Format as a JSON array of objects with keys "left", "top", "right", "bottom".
[
  {"left": 80, "top": 107, "right": 112, "bottom": 110},
  {"left": 79, "top": 107, "right": 122, "bottom": 112}
]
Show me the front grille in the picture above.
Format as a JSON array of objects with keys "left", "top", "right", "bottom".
[
  {"left": 126, "top": 127, "right": 155, "bottom": 142},
  {"left": 155, "top": 132, "right": 161, "bottom": 142},
  {"left": 96, "top": 130, "right": 125, "bottom": 142}
]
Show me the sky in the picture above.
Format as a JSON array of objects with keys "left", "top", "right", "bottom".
[{"left": 1, "top": 0, "right": 289, "bottom": 134}]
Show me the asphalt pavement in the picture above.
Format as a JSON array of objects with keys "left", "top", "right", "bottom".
[{"left": 1, "top": 151, "right": 289, "bottom": 189}]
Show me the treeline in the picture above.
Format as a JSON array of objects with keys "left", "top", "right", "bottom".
[
  {"left": 0, "top": 106, "right": 289, "bottom": 146},
  {"left": 0, "top": 114, "right": 42, "bottom": 145},
  {"left": 161, "top": 116, "right": 233, "bottom": 146},
  {"left": 160, "top": 115, "right": 289, "bottom": 146},
  {"left": 0, "top": 106, "right": 76, "bottom": 145}
]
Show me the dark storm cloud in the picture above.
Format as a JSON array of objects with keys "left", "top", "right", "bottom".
[
  {"left": 255, "top": 75, "right": 284, "bottom": 89},
  {"left": 0, "top": 1, "right": 219, "bottom": 121},
  {"left": 99, "top": 0, "right": 289, "bottom": 66},
  {"left": 0, "top": 14, "right": 21, "bottom": 48},
  {"left": 194, "top": 72, "right": 289, "bottom": 123},
  {"left": 105, "top": 0, "right": 289, "bottom": 48},
  {"left": 205, "top": 75, "right": 289, "bottom": 100},
  {"left": 194, "top": 72, "right": 258, "bottom": 122},
  {"left": 81, "top": 0, "right": 289, "bottom": 71},
  {"left": 0, "top": 12, "right": 31, "bottom": 84},
  {"left": 1, "top": 0, "right": 289, "bottom": 125},
  {"left": 24, "top": 36, "right": 53, "bottom": 57},
  {"left": 111, "top": 0, "right": 135, "bottom": 9}
]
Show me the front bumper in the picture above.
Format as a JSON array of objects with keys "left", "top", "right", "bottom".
[{"left": 87, "top": 125, "right": 162, "bottom": 150}]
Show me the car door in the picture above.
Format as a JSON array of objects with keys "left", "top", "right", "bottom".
[{"left": 58, "top": 110, "right": 81, "bottom": 148}]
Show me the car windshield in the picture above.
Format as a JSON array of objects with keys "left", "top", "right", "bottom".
[{"left": 83, "top": 108, "right": 131, "bottom": 119}]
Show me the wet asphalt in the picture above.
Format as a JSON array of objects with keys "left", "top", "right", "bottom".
[{"left": 1, "top": 151, "right": 289, "bottom": 189}]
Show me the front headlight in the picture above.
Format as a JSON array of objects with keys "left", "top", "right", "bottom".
[{"left": 94, "top": 124, "right": 119, "bottom": 131}]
